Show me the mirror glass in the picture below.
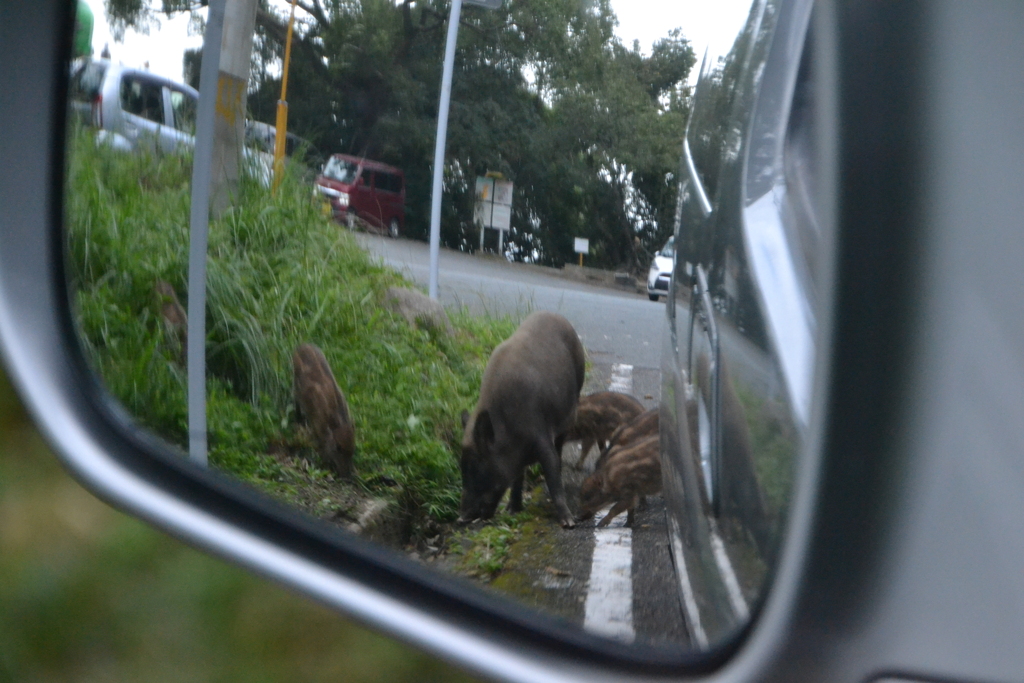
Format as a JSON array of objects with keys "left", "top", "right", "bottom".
[{"left": 64, "top": 0, "right": 818, "bottom": 654}]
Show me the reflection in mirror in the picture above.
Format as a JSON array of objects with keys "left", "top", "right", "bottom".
[{"left": 64, "top": 0, "right": 816, "bottom": 654}]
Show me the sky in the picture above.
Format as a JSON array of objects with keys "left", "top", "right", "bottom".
[{"left": 82, "top": 0, "right": 753, "bottom": 86}]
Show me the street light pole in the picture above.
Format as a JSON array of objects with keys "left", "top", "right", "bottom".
[
  {"left": 427, "top": 0, "right": 463, "bottom": 300},
  {"left": 427, "top": 0, "right": 501, "bottom": 300}
]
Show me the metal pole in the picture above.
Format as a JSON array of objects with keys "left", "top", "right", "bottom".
[
  {"left": 427, "top": 0, "right": 463, "bottom": 300},
  {"left": 187, "top": 0, "right": 226, "bottom": 467},
  {"left": 273, "top": 0, "right": 299, "bottom": 193}
]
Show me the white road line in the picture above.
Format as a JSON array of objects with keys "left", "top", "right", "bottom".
[
  {"left": 583, "top": 364, "right": 636, "bottom": 642},
  {"left": 583, "top": 513, "right": 635, "bottom": 642},
  {"left": 608, "top": 363, "right": 633, "bottom": 394},
  {"left": 668, "top": 515, "right": 709, "bottom": 648},
  {"left": 709, "top": 518, "right": 750, "bottom": 621}
]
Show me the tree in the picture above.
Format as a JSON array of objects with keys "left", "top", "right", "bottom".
[{"left": 106, "top": 0, "right": 696, "bottom": 271}]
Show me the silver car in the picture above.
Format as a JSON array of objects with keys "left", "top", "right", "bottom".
[{"left": 69, "top": 59, "right": 197, "bottom": 154}]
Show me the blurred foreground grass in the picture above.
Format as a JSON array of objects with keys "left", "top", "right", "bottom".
[{"left": 0, "top": 368, "right": 480, "bottom": 683}]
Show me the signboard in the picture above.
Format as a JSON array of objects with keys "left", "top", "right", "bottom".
[
  {"left": 574, "top": 237, "right": 590, "bottom": 254},
  {"left": 475, "top": 174, "right": 514, "bottom": 252},
  {"left": 491, "top": 203, "right": 512, "bottom": 231}
]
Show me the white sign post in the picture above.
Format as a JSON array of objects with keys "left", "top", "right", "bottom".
[{"left": 574, "top": 237, "right": 589, "bottom": 267}]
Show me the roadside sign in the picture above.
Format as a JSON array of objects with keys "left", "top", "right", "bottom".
[
  {"left": 475, "top": 174, "right": 513, "bottom": 252},
  {"left": 574, "top": 237, "right": 589, "bottom": 267}
]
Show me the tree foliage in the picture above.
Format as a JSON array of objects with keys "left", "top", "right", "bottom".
[{"left": 106, "top": 0, "right": 696, "bottom": 270}]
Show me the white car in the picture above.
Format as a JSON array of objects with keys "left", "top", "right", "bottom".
[{"left": 646, "top": 236, "right": 674, "bottom": 301}]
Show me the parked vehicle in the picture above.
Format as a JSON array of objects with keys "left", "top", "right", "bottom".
[
  {"left": 69, "top": 58, "right": 272, "bottom": 182},
  {"left": 646, "top": 236, "right": 674, "bottom": 301},
  {"left": 245, "top": 120, "right": 324, "bottom": 172},
  {"left": 69, "top": 59, "right": 198, "bottom": 153},
  {"left": 315, "top": 154, "right": 405, "bottom": 238}
]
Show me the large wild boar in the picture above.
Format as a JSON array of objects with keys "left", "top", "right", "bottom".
[
  {"left": 579, "top": 434, "right": 661, "bottom": 527},
  {"left": 459, "top": 311, "right": 585, "bottom": 528},
  {"left": 293, "top": 343, "right": 356, "bottom": 478},
  {"left": 593, "top": 407, "right": 659, "bottom": 472},
  {"left": 567, "top": 391, "right": 645, "bottom": 469}
]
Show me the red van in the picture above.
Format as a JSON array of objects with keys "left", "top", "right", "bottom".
[{"left": 315, "top": 154, "right": 405, "bottom": 238}]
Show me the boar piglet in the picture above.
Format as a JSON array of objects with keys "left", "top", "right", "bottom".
[
  {"left": 154, "top": 280, "right": 187, "bottom": 363},
  {"left": 593, "top": 407, "right": 659, "bottom": 472},
  {"left": 459, "top": 311, "right": 585, "bottom": 528},
  {"left": 293, "top": 343, "right": 356, "bottom": 478},
  {"left": 567, "top": 391, "right": 645, "bottom": 469},
  {"left": 579, "top": 434, "right": 661, "bottom": 527}
]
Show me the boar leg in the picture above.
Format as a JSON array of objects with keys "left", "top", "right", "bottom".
[
  {"left": 508, "top": 471, "right": 524, "bottom": 513},
  {"left": 597, "top": 498, "right": 633, "bottom": 527},
  {"left": 536, "top": 439, "right": 575, "bottom": 528}
]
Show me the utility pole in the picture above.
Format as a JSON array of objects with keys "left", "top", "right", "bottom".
[
  {"left": 188, "top": 0, "right": 227, "bottom": 467},
  {"left": 427, "top": 0, "right": 502, "bottom": 300},
  {"left": 209, "top": 0, "right": 258, "bottom": 217}
]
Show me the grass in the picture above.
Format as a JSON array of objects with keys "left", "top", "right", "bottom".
[
  {"left": 64, "top": 129, "right": 518, "bottom": 533},
  {"left": 448, "top": 510, "right": 531, "bottom": 580},
  {"left": 0, "top": 368, "right": 480, "bottom": 682}
]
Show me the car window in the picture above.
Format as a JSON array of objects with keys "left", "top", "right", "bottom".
[
  {"left": 376, "top": 172, "right": 401, "bottom": 193},
  {"left": 169, "top": 88, "right": 196, "bottom": 134},
  {"left": 323, "top": 157, "right": 360, "bottom": 184},
  {"left": 120, "top": 76, "right": 165, "bottom": 124}
]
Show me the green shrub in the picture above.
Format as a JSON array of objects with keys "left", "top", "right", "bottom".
[{"left": 64, "top": 131, "right": 517, "bottom": 524}]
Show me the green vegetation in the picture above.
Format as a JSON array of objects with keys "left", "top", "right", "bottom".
[
  {"left": 0, "top": 368, "right": 479, "bottom": 682},
  {"left": 448, "top": 510, "right": 530, "bottom": 579},
  {"left": 107, "top": 0, "right": 695, "bottom": 271},
  {"left": 735, "top": 385, "right": 796, "bottom": 529},
  {"left": 65, "top": 132, "right": 517, "bottom": 532}
]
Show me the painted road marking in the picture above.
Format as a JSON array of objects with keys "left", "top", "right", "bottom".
[
  {"left": 608, "top": 363, "right": 633, "bottom": 393},
  {"left": 709, "top": 518, "right": 749, "bottom": 621},
  {"left": 584, "top": 512, "right": 635, "bottom": 642},
  {"left": 583, "top": 364, "right": 636, "bottom": 643},
  {"left": 669, "top": 515, "right": 708, "bottom": 648}
]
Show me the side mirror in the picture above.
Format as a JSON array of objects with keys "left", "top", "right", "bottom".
[{"left": 7, "top": 2, "right": 1024, "bottom": 682}]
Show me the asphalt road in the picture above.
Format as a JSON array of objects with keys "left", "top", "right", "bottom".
[{"left": 354, "top": 233, "right": 691, "bottom": 651}]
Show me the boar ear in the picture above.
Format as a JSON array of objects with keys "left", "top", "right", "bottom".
[
  {"left": 473, "top": 410, "right": 495, "bottom": 449},
  {"left": 460, "top": 410, "right": 470, "bottom": 429}
]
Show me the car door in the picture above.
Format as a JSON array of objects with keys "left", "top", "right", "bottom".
[
  {"left": 661, "top": 0, "right": 813, "bottom": 648},
  {"left": 375, "top": 171, "right": 404, "bottom": 233},
  {"left": 116, "top": 73, "right": 166, "bottom": 151},
  {"left": 163, "top": 85, "right": 197, "bottom": 153}
]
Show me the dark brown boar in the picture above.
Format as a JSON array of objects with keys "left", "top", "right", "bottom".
[
  {"left": 459, "top": 311, "right": 585, "bottom": 528},
  {"left": 579, "top": 434, "right": 661, "bottom": 527},
  {"left": 154, "top": 280, "right": 187, "bottom": 363},
  {"left": 566, "top": 391, "right": 645, "bottom": 469},
  {"left": 593, "top": 408, "right": 659, "bottom": 472},
  {"left": 293, "top": 343, "right": 355, "bottom": 478}
]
